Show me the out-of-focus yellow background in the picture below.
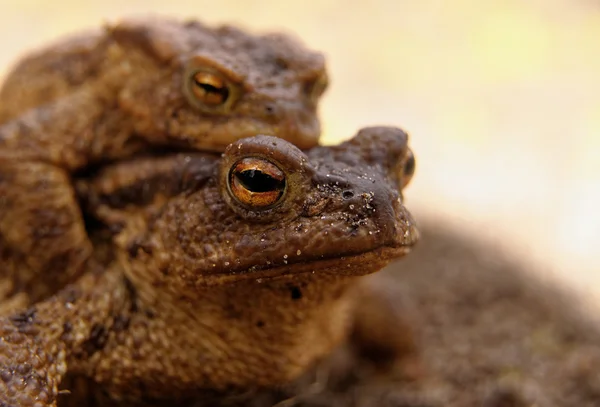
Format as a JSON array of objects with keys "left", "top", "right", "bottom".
[{"left": 1, "top": 1, "right": 598, "bottom": 308}]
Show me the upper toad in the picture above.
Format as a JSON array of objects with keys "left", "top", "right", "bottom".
[{"left": 0, "top": 16, "right": 328, "bottom": 302}]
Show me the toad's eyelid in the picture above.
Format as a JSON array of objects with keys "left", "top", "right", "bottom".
[{"left": 185, "top": 55, "right": 245, "bottom": 85}]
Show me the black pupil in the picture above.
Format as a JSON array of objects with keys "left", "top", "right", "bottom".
[
  {"left": 236, "top": 170, "right": 283, "bottom": 192},
  {"left": 196, "top": 81, "right": 229, "bottom": 102}
]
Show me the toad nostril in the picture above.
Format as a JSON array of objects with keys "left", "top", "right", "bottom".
[
  {"left": 342, "top": 190, "right": 354, "bottom": 199},
  {"left": 265, "top": 104, "right": 276, "bottom": 114}
]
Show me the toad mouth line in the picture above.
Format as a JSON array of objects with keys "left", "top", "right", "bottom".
[{"left": 193, "top": 245, "right": 415, "bottom": 286}]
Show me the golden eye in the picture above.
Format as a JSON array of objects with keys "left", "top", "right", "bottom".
[
  {"left": 184, "top": 66, "right": 240, "bottom": 113},
  {"left": 229, "top": 157, "right": 286, "bottom": 208},
  {"left": 191, "top": 71, "right": 229, "bottom": 105},
  {"left": 401, "top": 148, "right": 416, "bottom": 188},
  {"left": 304, "top": 72, "right": 328, "bottom": 103}
]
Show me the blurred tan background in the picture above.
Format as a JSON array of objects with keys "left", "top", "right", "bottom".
[{"left": 0, "top": 0, "right": 598, "bottom": 308}]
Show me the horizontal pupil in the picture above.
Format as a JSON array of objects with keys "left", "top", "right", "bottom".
[
  {"left": 236, "top": 170, "right": 284, "bottom": 193},
  {"left": 195, "top": 81, "right": 229, "bottom": 100}
]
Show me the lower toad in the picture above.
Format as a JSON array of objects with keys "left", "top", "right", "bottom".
[{"left": 0, "top": 127, "right": 418, "bottom": 406}]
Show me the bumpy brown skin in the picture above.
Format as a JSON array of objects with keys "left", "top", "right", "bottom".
[
  {"left": 0, "top": 16, "right": 327, "bottom": 302},
  {"left": 0, "top": 127, "right": 418, "bottom": 406}
]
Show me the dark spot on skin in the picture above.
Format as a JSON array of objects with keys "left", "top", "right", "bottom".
[
  {"left": 112, "top": 314, "right": 130, "bottom": 332},
  {"left": 290, "top": 286, "right": 303, "bottom": 300},
  {"left": 83, "top": 324, "right": 109, "bottom": 353},
  {"left": 342, "top": 190, "right": 354, "bottom": 199},
  {"left": 9, "top": 308, "right": 36, "bottom": 328},
  {"left": 127, "top": 240, "right": 141, "bottom": 258},
  {"left": 159, "top": 264, "right": 170, "bottom": 276},
  {"left": 256, "top": 320, "right": 265, "bottom": 328}
]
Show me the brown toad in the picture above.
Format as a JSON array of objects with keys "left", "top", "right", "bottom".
[
  {"left": 0, "top": 126, "right": 418, "bottom": 406},
  {"left": 0, "top": 16, "right": 327, "bottom": 302}
]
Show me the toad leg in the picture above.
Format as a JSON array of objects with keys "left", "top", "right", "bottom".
[
  {"left": 0, "top": 161, "right": 90, "bottom": 303},
  {"left": 0, "top": 265, "right": 125, "bottom": 407},
  {"left": 0, "top": 87, "right": 138, "bottom": 302}
]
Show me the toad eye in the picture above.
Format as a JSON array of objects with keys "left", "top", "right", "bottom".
[
  {"left": 401, "top": 148, "right": 416, "bottom": 188},
  {"left": 229, "top": 158, "right": 286, "bottom": 208},
  {"left": 184, "top": 68, "right": 239, "bottom": 113}
]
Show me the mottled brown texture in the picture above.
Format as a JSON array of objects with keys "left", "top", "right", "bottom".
[
  {"left": 0, "top": 16, "right": 327, "bottom": 302},
  {"left": 0, "top": 265, "right": 128, "bottom": 406},
  {"left": 0, "top": 127, "right": 418, "bottom": 406}
]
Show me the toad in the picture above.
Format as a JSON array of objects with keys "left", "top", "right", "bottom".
[
  {"left": 0, "top": 126, "right": 418, "bottom": 406},
  {"left": 0, "top": 16, "right": 327, "bottom": 302}
]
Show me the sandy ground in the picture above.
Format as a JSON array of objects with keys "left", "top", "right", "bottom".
[{"left": 0, "top": 0, "right": 598, "bottom": 310}]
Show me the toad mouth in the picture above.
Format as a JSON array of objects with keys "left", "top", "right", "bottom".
[{"left": 196, "top": 243, "right": 417, "bottom": 286}]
